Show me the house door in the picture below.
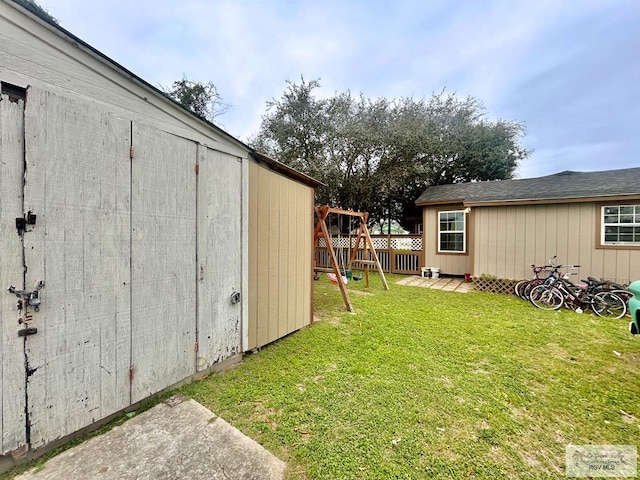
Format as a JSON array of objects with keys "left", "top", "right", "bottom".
[
  {"left": 196, "top": 146, "right": 243, "bottom": 368},
  {"left": 20, "top": 88, "right": 132, "bottom": 450}
]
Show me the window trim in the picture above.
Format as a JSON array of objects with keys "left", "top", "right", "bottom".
[
  {"left": 596, "top": 202, "right": 640, "bottom": 250},
  {"left": 437, "top": 209, "right": 467, "bottom": 254}
]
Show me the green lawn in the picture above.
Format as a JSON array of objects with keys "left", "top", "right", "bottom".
[{"left": 182, "top": 274, "right": 639, "bottom": 479}]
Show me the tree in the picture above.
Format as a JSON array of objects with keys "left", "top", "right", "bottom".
[
  {"left": 163, "top": 77, "right": 229, "bottom": 122},
  {"left": 23, "top": 0, "right": 59, "bottom": 24},
  {"left": 251, "top": 80, "right": 530, "bottom": 228}
]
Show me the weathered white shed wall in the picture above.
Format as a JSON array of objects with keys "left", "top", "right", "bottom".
[
  {"left": 22, "top": 88, "right": 132, "bottom": 449},
  {"left": 0, "top": 85, "right": 250, "bottom": 454},
  {"left": 130, "top": 121, "right": 197, "bottom": 404},
  {"left": 473, "top": 203, "right": 640, "bottom": 283},
  {"left": 0, "top": 1, "right": 247, "bottom": 158},
  {"left": 0, "top": 94, "right": 27, "bottom": 453},
  {"left": 197, "top": 147, "right": 243, "bottom": 367}
]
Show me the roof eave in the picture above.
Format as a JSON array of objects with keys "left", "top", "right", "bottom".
[{"left": 250, "top": 151, "right": 324, "bottom": 188}]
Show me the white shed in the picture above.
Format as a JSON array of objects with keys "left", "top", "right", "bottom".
[{"left": 0, "top": 0, "right": 318, "bottom": 460}]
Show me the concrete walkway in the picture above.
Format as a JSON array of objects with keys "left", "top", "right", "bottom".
[
  {"left": 15, "top": 395, "right": 286, "bottom": 480},
  {"left": 396, "top": 275, "right": 474, "bottom": 293}
]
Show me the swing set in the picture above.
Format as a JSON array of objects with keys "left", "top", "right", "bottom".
[{"left": 313, "top": 205, "right": 389, "bottom": 312}]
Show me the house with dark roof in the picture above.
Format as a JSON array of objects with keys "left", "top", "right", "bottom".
[{"left": 415, "top": 168, "right": 640, "bottom": 283}]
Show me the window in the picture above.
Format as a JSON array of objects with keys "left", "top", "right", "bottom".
[
  {"left": 438, "top": 210, "right": 465, "bottom": 253},
  {"left": 602, "top": 205, "right": 640, "bottom": 245}
]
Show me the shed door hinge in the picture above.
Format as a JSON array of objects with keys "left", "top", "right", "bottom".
[
  {"left": 129, "top": 366, "right": 134, "bottom": 381},
  {"left": 129, "top": 146, "right": 134, "bottom": 160}
]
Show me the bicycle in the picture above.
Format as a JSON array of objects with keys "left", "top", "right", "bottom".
[
  {"left": 514, "top": 256, "right": 559, "bottom": 301},
  {"left": 529, "top": 273, "right": 627, "bottom": 319},
  {"left": 582, "top": 277, "right": 634, "bottom": 309}
]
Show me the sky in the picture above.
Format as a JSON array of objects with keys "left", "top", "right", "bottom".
[{"left": 38, "top": 0, "right": 640, "bottom": 179}]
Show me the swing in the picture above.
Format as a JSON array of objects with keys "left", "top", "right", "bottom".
[
  {"left": 313, "top": 206, "right": 389, "bottom": 312},
  {"left": 328, "top": 213, "right": 348, "bottom": 284}
]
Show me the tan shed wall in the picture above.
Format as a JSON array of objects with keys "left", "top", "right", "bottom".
[
  {"left": 422, "top": 204, "right": 473, "bottom": 275},
  {"left": 473, "top": 202, "right": 640, "bottom": 283},
  {"left": 247, "top": 162, "right": 314, "bottom": 350}
]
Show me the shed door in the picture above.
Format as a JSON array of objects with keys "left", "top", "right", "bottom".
[
  {"left": 130, "top": 122, "right": 197, "bottom": 403},
  {"left": 196, "top": 146, "right": 242, "bottom": 368},
  {"left": 0, "top": 92, "right": 28, "bottom": 455},
  {"left": 22, "top": 88, "right": 132, "bottom": 449}
]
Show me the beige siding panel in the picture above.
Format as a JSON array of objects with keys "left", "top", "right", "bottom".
[
  {"left": 130, "top": 121, "right": 197, "bottom": 403},
  {"left": 287, "top": 181, "right": 298, "bottom": 334},
  {"left": 297, "top": 186, "right": 315, "bottom": 327},
  {"left": 555, "top": 204, "right": 570, "bottom": 265},
  {"left": 602, "top": 249, "right": 618, "bottom": 282},
  {"left": 566, "top": 203, "right": 582, "bottom": 263},
  {"left": 628, "top": 253, "right": 640, "bottom": 284},
  {"left": 247, "top": 164, "right": 313, "bottom": 350},
  {"left": 523, "top": 206, "right": 537, "bottom": 269},
  {"left": 247, "top": 162, "right": 259, "bottom": 350},
  {"left": 267, "top": 173, "right": 280, "bottom": 344},
  {"left": 277, "top": 176, "right": 289, "bottom": 339},
  {"left": 495, "top": 208, "right": 508, "bottom": 278},
  {"left": 513, "top": 207, "right": 527, "bottom": 279},
  {"left": 578, "top": 203, "right": 595, "bottom": 273},
  {"left": 23, "top": 89, "right": 131, "bottom": 448},
  {"left": 0, "top": 4, "right": 246, "bottom": 157},
  {"left": 0, "top": 94, "right": 27, "bottom": 454},
  {"left": 255, "top": 168, "right": 270, "bottom": 348},
  {"left": 503, "top": 207, "right": 517, "bottom": 279},
  {"left": 615, "top": 250, "right": 631, "bottom": 284}
]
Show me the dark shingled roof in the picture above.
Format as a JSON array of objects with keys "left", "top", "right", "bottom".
[{"left": 415, "top": 167, "right": 640, "bottom": 205}]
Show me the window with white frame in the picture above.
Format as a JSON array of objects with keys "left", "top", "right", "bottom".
[
  {"left": 438, "top": 210, "right": 465, "bottom": 252},
  {"left": 602, "top": 205, "right": 640, "bottom": 245}
]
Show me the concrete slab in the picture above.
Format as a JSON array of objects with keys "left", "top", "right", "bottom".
[
  {"left": 396, "top": 276, "right": 472, "bottom": 293},
  {"left": 15, "top": 395, "right": 286, "bottom": 480}
]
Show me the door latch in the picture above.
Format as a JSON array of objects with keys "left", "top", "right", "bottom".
[
  {"left": 7, "top": 281, "right": 45, "bottom": 312},
  {"left": 15, "top": 210, "right": 36, "bottom": 235},
  {"left": 230, "top": 291, "right": 241, "bottom": 305}
]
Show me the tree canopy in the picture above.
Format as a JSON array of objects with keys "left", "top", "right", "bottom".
[
  {"left": 251, "top": 78, "right": 530, "bottom": 229},
  {"left": 162, "top": 77, "right": 229, "bottom": 122}
]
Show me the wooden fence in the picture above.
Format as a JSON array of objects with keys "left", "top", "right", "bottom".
[{"left": 316, "top": 235, "right": 424, "bottom": 275}]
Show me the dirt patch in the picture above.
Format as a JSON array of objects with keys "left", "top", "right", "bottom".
[{"left": 349, "top": 289, "right": 374, "bottom": 296}]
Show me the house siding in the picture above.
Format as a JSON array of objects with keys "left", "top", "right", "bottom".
[{"left": 473, "top": 202, "right": 640, "bottom": 283}]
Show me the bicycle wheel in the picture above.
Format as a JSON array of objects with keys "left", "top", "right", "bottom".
[
  {"left": 592, "top": 292, "right": 627, "bottom": 319},
  {"left": 523, "top": 279, "right": 544, "bottom": 301},
  {"left": 514, "top": 280, "right": 529, "bottom": 300},
  {"left": 529, "top": 285, "right": 564, "bottom": 310}
]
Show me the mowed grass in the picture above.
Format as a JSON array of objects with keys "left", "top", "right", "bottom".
[{"left": 182, "top": 274, "right": 640, "bottom": 479}]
